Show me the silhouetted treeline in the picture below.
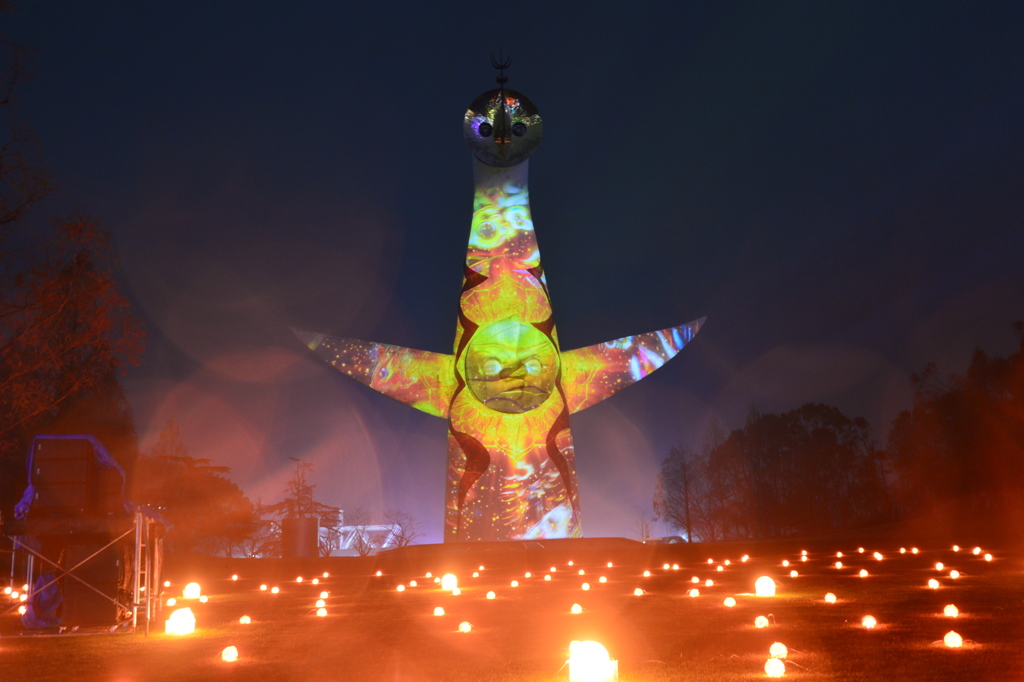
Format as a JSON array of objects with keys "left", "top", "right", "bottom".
[{"left": 656, "top": 325, "right": 1024, "bottom": 541}]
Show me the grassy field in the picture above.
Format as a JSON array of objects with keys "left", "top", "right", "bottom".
[{"left": 2, "top": 533, "right": 1022, "bottom": 681}]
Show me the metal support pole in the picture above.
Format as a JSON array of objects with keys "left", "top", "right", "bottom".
[{"left": 132, "top": 511, "right": 142, "bottom": 631}]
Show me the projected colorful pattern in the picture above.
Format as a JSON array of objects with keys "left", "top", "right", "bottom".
[{"left": 297, "top": 86, "right": 703, "bottom": 542}]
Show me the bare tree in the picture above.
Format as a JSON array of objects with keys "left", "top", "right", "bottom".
[{"left": 383, "top": 509, "right": 420, "bottom": 548}]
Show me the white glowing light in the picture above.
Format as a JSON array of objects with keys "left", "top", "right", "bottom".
[
  {"left": 900, "top": 547, "right": 906, "bottom": 554},
  {"left": 755, "top": 615, "right": 769, "bottom": 628},
  {"left": 928, "top": 579, "right": 940, "bottom": 589},
  {"left": 607, "top": 562, "right": 613, "bottom": 568},
  {"left": 315, "top": 599, "right": 326, "bottom": 608},
  {"left": 316, "top": 607, "right": 327, "bottom": 617},
  {"left": 858, "top": 547, "right": 865, "bottom": 553},
  {"left": 835, "top": 562, "right": 843, "bottom": 569},
  {"left": 599, "top": 576, "right": 608, "bottom": 583},
  {"left": 950, "top": 570, "right": 960, "bottom": 579},
  {"left": 724, "top": 597, "right": 736, "bottom": 607},
  {"left": 441, "top": 574, "right": 458, "bottom": 591},
  {"left": 545, "top": 575, "right": 551, "bottom": 581},
  {"left": 705, "top": 579, "right": 714, "bottom": 587},
  {"left": 862, "top": 615, "right": 877, "bottom": 629},
  {"left": 912, "top": 547, "right": 919, "bottom": 554},
  {"left": 259, "top": 584, "right": 267, "bottom": 591},
  {"left": 199, "top": 595, "right": 209, "bottom": 603},
  {"left": 396, "top": 585, "right": 406, "bottom": 592},
  {"left": 837, "top": 551, "right": 843, "bottom": 557},
  {"left": 320, "top": 591, "right": 329, "bottom": 599},
  {"left": 231, "top": 574, "right": 238, "bottom": 581},
  {"left": 824, "top": 592, "right": 837, "bottom": 604},
  {"left": 183, "top": 582, "right": 201, "bottom": 599},
  {"left": 789, "top": 570, "right": 798, "bottom": 578},
  {"left": 452, "top": 588, "right": 461, "bottom": 595},
  {"left": 433, "top": 606, "right": 445, "bottom": 616},
  {"left": 296, "top": 576, "right": 303, "bottom": 583},
  {"left": 874, "top": 552, "right": 883, "bottom": 560},
  {"left": 221, "top": 645, "right": 239, "bottom": 662},
  {"left": 769, "top": 642, "right": 788, "bottom": 659},
  {"left": 486, "top": 590, "right": 496, "bottom": 599},
  {"left": 17, "top": 605, "right": 26, "bottom": 615},
  {"left": 633, "top": 588, "right": 645, "bottom": 596},
  {"left": 672, "top": 564, "right": 680, "bottom": 570},
  {"left": 724, "top": 559, "right": 731, "bottom": 565},
  {"left": 643, "top": 570, "right": 651, "bottom": 577},
  {"left": 166, "top": 597, "right": 176, "bottom": 607},
  {"left": 944, "top": 631, "right": 963, "bottom": 648},
  {"left": 473, "top": 572, "right": 480, "bottom": 578},
  {"left": 984, "top": 553, "right": 993, "bottom": 561},
  {"left": 755, "top": 576, "right": 776, "bottom": 597},
  {"left": 524, "top": 572, "right": 532, "bottom": 578},
  {"left": 568, "top": 561, "right": 574, "bottom": 566},
  {"left": 165, "top": 607, "right": 196, "bottom": 635},
  {"left": 570, "top": 603, "right": 583, "bottom": 614},
  {"left": 270, "top": 586, "right": 280, "bottom": 594},
  {"left": 707, "top": 558, "right": 714, "bottom": 564},
  {"left": 662, "top": 563, "right": 670, "bottom": 570},
  {"left": 163, "top": 580, "right": 171, "bottom": 588},
  {"left": 764, "top": 657, "right": 785, "bottom": 677},
  {"left": 953, "top": 545, "right": 960, "bottom": 552},
  {"left": 691, "top": 576, "right": 700, "bottom": 584},
  {"left": 972, "top": 547, "right": 981, "bottom": 555},
  {"left": 409, "top": 580, "right": 418, "bottom": 587},
  {"left": 688, "top": 588, "right": 700, "bottom": 597},
  {"left": 312, "top": 578, "right": 319, "bottom": 585},
  {"left": 425, "top": 572, "right": 433, "bottom": 578},
  {"left": 782, "top": 560, "right": 789, "bottom": 567},
  {"left": 936, "top": 562, "right": 944, "bottom": 571},
  {"left": 944, "top": 604, "right": 959, "bottom": 617},
  {"left": 801, "top": 556, "right": 808, "bottom": 562},
  {"left": 375, "top": 570, "right": 382, "bottom": 577},
  {"left": 568, "top": 640, "right": 617, "bottom": 682},
  {"left": 716, "top": 565, "right": 724, "bottom": 572},
  {"left": 581, "top": 583, "right": 591, "bottom": 591},
  {"left": 239, "top": 615, "right": 251, "bottom": 624},
  {"left": 511, "top": 580, "right": 519, "bottom": 587},
  {"left": 859, "top": 569, "right": 868, "bottom": 578},
  {"left": 741, "top": 555, "right": 750, "bottom": 562},
  {"left": 458, "top": 621, "right": 472, "bottom": 633}
]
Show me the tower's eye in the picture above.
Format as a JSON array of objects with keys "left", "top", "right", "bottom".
[
  {"left": 478, "top": 122, "right": 493, "bottom": 138},
  {"left": 511, "top": 122, "right": 527, "bottom": 137}
]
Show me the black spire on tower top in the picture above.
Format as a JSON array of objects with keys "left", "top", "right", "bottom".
[{"left": 491, "top": 50, "right": 512, "bottom": 86}]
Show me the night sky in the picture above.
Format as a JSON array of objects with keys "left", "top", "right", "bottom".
[{"left": 7, "top": 3, "right": 1022, "bottom": 542}]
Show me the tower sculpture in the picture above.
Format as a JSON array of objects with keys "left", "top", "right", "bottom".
[{"left": 297, "top": 66, "right": 703, "bottom": 541}]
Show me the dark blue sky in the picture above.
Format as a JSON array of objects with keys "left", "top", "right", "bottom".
[{"left": 7, "top": 3, "right": 1023, "bottom": 542}]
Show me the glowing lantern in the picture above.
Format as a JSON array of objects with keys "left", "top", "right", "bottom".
[
  {"left": 782, "top": 560, "right": 789, "bottom": 567},
  {"left": 199, "top": 595, "right": 209, "bottom": 603},
  {"left": 320, "top": 591, "right": 329, "bottom": 598},
  {"left": 801, "top": 556, "right": 807, "bottom": 562},
  {"left": 545, "top": 575, "right": 552, "bottom": 581},
  {"left": 859, "top": 570, "right": 868, "bottom": 578},
  {"left": 579, "top": 569, "right": 586, "bottom": 575},
  {"left": 259, "top": 584, "right": 267, "bottom": 591},
  {"left": 568, "top": 561, "right": 574, "bottom": 566},
  {"left": 824, "top": 593, "right": 837, "bottom": 604},
  {"left": 231, "top": 574, "right": 238, "bottom": 581},
  {"left": 425, "top": 572, "right": 433, "bottom": 578},
  {"left": 479, "top": 565, "right": 485, "bottom": 570},
  {"left": 837, "top": 552, "right": 843, "bottom": 558},
  {"left": 858, "top": 547, "right": 864, "bottom": 553},
  {"left": 742, "top": 555, "right": 750, "bottom": 562},
  {"left": 607, "top": 562, "right": 613, "bottom": 568},
  {"left": 486, "top": 591, "right": 496, "bottom": 599},
  {"left": 2, "top": 587, "right": 9, "bottom": 595},
  {"left": 835, "top": 562, "right": 843, "bottom": 569},
  {"left": 376, "top": 570, "right": 382, "bottom": 577},
  {"left": 452, "top": 588, "right": 462, "bottom": 596},
  {"left": 944, "top": 604, "right": 959, "bottom": 617},
  {"left": 165, "top": 607, "right": 196, "bottom": 635},
  {"left": 441, "top": 574, "right": 458, "bottom": 591},
  {"left": 662, "top": 563, "right": 670, "bottom": 570},
  {"left": 935, "top": 562, "right": 944, "bottom": 571},
  {"left": 434, "top": 577, "right": 440, "bottom": 583},
  {"left": 643, "top": 570, "right": 651, "bottom": 577},
  {"left": 972, "top": 547, "right": 981, "bottom": 555},
  {"left": 315, "top": 599, "right": 326, "bottom": 608},
  {"left": 789, "top": 570, "right": 798, "bottom": 578},
  {"left": 312, "top": 578, "right": 319, "bottom": 585},
  {"left": 396, "top": 585, "right": 406, "bottom": 592},
  {"left": 183, "top": 583, "right": 201, "bottom": 599},
  {"left": 296, "top": 577, "right": 303, "bottom": 583},
  {"left": 953, "top": 545, "right": 960, "bottom": 552},
  {"left": 633, "top": 588, "right": 645, "bottom": 596},
  {"left": 764, "top": 658, "right": 785, "bottom": 678},
  {"left": 409, "top": 580, "right": 418, "bottom": 587},
  {"left": 458, "top": 621, "right": 472, "bottom": 633},
  {"left": 949, "top": 570, "right": 960, "bottom": 579},
  {"left": 672, "top": 564, "right": 680, "bottom": 571},
  {"left": 433, "top": 607, "right": 445, "bottom": 616},
  {"left": 928, "top": 579, "right": 940, "bottom": 589},
  {"left": 900, "top": 547, "right": 906, "bottom": 554},
  {"left": 323, "top": 572, "right": 329, "bottom": 578},
  {"left": 944, "top": 631, "right": 963, "bottom": 647},
  {"left": 984, "top": 553, "right": 993, "bottom": 562},
  {"left": 725, "top": 559, "right": 731, "bottom": 565},
  {"left": 524, "top": 572, "right": 532, "bottom": 578},
  {"left": 571, "top": 603, "right": 583, "bottom": 614},
  {"left": 801, "top": 550, "right": 807, "bottom": 556},
  {"left": 511, "top": 580, "right": 519, "bottom": 587},
  {"left": 599, "top": 576, "right": 608, "bottom": 584},
  {"left": 568, "top": 640, "right": 617, "bottom": 682},
  {"left": 166, "top": 598, "right": 177, "bottom": 607},
  {"left": 581, "top": 583, "right": 591, "bottom": 591},
  {"left": 755, "top": 616, "right": 769, "bottom": 628},
  {"left": 705, "top": 579, "right": 714, "bottom": 587},
  {"left": 769, "top": 642, "right": 788, "bottom": 659},
  {"left": 707, "top": 558, "right": 714, "bottom": 564},
  {"left": 912, "top": 547, "right": 919, "bottom": 554},
  {"left": 163, "top": 580, "right": 171, "bottom": 588},
  {"left": 221, "top": 646, "right": 239, "bottom": 662},
  {"left": 239, "top": 615, "right": 251, "bottom": 624},
  {"left": 550, "top": 566, "right": 556, "bottom": 572},
  {"left": 688, "top": 588, "right": 700, "bottom": 597},
  {"left": 716, "top": 566, "right": 724, "bottom": 572},
  {"left": 270, "top": 586, "right": 280, "bottom": 594},
  {"left": 873, "top": 552, "right": 883, "bottom": 561},
  {"left": 316, "top": 608, "right": 327, "bottom": 617},
  {"left": 473, "top": 572, "right": 480, "bottom": 578},
  {"left": 755, "top": 576, "right": 776, "bottom": 597},
  {"left": 861, "top": 615, "right": 877, "bottom": 629},
  {"left": 691, "top": 577, "right": 700, "bottom": 584},
  {"left": 17, "top": 605, "right": 26, "bottom": 615},
  {"left": 724, "top": 597, "right": 736, "bottom": 607},
  {"left": 19, "top": 593, "right": 26, "bottom": 602}
]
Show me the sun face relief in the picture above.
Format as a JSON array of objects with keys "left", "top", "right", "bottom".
[{"left": 466, "top": 321, "right": 559, "bottom": 414}]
